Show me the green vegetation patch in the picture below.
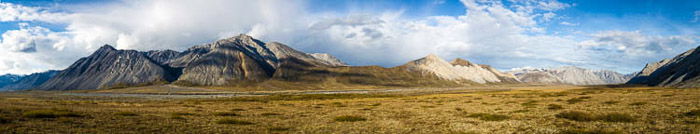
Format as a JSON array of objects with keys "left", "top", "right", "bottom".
[
  {"left": 465, "top": 113, "right": 510, "bottom": 121},
  {"left": 629, "top": 102, "right": 648, "bottom": 106},
  {"left": 114, "top": 111, "right": 139, "bottom": 116},
  {"left": 219, "top": 94, "right": 403, "bottom": 102},
  {"left": 556, "top": 111, "right": 635, "bottom": 122},
  {"left": 334, "top": 115, "right": 367, "bottom": 122},
  {"left": 598, "top": 113, "right": 635, "bottom": 122},
  {"left": 561, "top": 128, "right": 622, "bottom": 134},
  {"left": 23, "top": 109, "right": 82, "bottom": 118},
  {"left": 171, "top": 112, "right": 195, "bottom": 116},
  {"left": 555, "top": 111, "right": 597, "bottom": 121},
  {"left": 684, "top": 109, "right": 700, "bottom": 117},
  {"left": 566, "top": 97, "right": 590, "bottom": 104},
  {"left": 0, "top": 117, "right": 10, "bottom": 124},
  {"left": 521, "top": 100, "right": 538, "bottom": 108},
  {"left": 268, "top": 127, "right": 291, "bottom": 131},
  {"left": 547, "top": 104, "right": 564, "bottom": 110},
  {"left": 260, "top": 113, "right": 282, "bottom": 116},
  {"left": 213, "top": 112, "right": 239, "bottom": 116},
  {"left": 216, "top": 118, "right": 254, "bottom": 125},
  {"left": 602, "top": 101, "right": 619, "bottom": 105}
]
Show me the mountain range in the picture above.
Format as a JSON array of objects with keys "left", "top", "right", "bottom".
[{"left": 2, "top": 33, "right": 695, "bottom": 90}]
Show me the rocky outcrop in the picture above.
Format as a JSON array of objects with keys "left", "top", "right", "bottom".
[
  {"left": 509, "top": 66, "right": 631, "bottom": 85},
  {"left": 401, "top": 54, "right": 517, "bottom": 84},
  {"left": 38, "top": 45, "right": 180, "bottom": 90},
  {"left": 146, "top": 50, "right": 181, "bottom": 65},
  {"left": 627, "top": 46, "right": 700, "bottom": 88}
]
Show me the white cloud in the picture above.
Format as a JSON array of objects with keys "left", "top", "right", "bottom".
[
  {"left": 579, "top": 31, "right": 697, "bottom": 56},
  {"left": 0, "top": 3, "right": 66, "bottom": 22},
  {"left": 295, "top": 0, "right": 581, "bottom": 68},
  {"left": 0, "top": 23, "right": 88, "bottom": 74},
  {"left": 576, "top": 31, "right": 698, "bottom": 72},
  {"left": 559, "top": 21, "right": 578, "bottom": 26}
]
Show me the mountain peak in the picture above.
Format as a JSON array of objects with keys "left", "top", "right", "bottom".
[
  {"left": 423, "top": 54, "right": 441, "bottom": 60},
  {"left": 232, "top": 33, "right": 254, "bottom": 40},
  {"left": 97, "top": 44, "right": 116, "bottom": 51},
  {"left": 450, "top": 58, "right": 475, "bottom": 66}
]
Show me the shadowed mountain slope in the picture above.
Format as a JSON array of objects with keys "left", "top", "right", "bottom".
[
  {"left": 38, "top": 45, "right": 180, "bottom": 90},
  {"left": 627, "top": 46, "right": 700, "bottom": 88}
]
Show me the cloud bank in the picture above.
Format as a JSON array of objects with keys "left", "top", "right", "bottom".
[{"left": 0, "top": 0, "right": 697, "bottom": 75}]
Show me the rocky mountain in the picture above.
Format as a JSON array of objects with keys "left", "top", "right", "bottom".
[
  {"left": 146, "top": 50, "right": 181, "bottom": 65},
  {"left": 168, "top": 35, "right": 346, "bottom": 86},
  {"left": 401, "top": 54, "right": 518, "bottom": 84},
  {"left": 509, "top": 66, "right": 631, "bottom": 85},
  {"left": 1, "top": 70, "right": 60, "bottom": 90},
  {"left": 38, "top": 45, "right": 180, "bottom": 90},
  {"left": 627, "top": 46, "right": 700, "bottom": 88}
]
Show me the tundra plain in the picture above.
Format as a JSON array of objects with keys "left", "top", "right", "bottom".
[{"left": 0, "top": 85, "right": 698, "bottom": 134}]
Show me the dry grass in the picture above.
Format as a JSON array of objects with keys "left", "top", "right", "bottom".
[{"left": 0, "top": 86, "right": 698, "bottom": 133}]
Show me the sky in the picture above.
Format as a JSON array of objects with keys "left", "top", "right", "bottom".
[{"left": 0, "top": 0, "right": 698, "bottom": 75}]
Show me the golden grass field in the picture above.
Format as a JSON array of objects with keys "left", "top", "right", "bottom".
[{"left": 0, "top": 85, "right": 699, "bottom": 134}]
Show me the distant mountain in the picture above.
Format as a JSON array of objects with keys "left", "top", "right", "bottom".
[
  {"left": 401, "top": 54, "right": 518, "bottom": 84},
  {"left": 38, "top": 45, "right": 181, "bottom": 90},
  {"left": 509, "top": 66, "right": 631, "bottom": 85},
  {"left": 0, "top": 70, "right": 60, "bottom": 91},
  {"left": 1, "top": 70, "right": 60, "bottom": 90},
  {"left": 627, "top": 46, "right": 700, "bottom": 88},
  {"left": 0, "top": 74, "right": 22, "bottom": 88}
]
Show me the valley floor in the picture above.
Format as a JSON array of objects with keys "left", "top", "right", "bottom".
[{"left": 0, "top": 85, "right": 699, "bottom": 133}]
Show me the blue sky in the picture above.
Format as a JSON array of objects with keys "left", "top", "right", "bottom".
[{"left": 0, "top": 0, "right": 698, "bottom": 75}]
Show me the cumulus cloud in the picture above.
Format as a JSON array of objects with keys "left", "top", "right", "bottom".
[
  {"left": 0, "top": 3, "right": 66, "bottom": 22},
  {"left": 0, "top": 0, "right": 696, "bottom": 75},
  {"left": 0, "top": 23, "right": 88, "bottom": 74},
  {"left": 296, "top": 0, "right": 582, "bottom": 68},
  {"left": 579, "top": 31, "right": 697, "bottom": 55},
  {"left": 577, "top": 31, "right": 698, "bottom": 72}
]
